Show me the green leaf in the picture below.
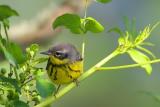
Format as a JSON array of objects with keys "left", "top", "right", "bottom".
[
  {"left": 0, "top": 75, "right": 21, "bottom": 93},
  {"left": 3, "top": 18, "right": 10, "bottom": 29},
  {"left": 0, "top": 5, "right": 19, "bottom": 21},
  {"left": 134, "top": 25, "right": 151, "bottom": 45},
  {"left": 108, "top": 27, "right": 123, "bottom": 36},
  {"left": 26, "top": 44, "right": 39, "bottom": 59},
  {"left": 13, "top": 100, "right": 29, "bottom": 107},
  {"left": 36, "top": 78, "right": 56, "bottom": 98},
  {"left": 136, "top": 46, "right": 156, "bottom": 59},
  {"left": 0, "top": 39, "right": 16, "bottom": 65},
  {"left": 34, "top": 69, "right": 45, "bottom": 77},
  {"left": 0, "top": 39, "right": 26, "bottom": 65},
  {"left": 53, "top": 13, "right": 83, "bottom": 34},
  {"left": 134, "top": 22, "right": 160, "bottom": 46},
  {"left": 53, "top": 14, "right": 104, "bottom": 34},
  {"left": 130, "top": 18, "right": 137, "bottom": 37},
  {"left": 122, "top": 17, "right": 138, "bottom": 40},
  {"left": 140, "top": 42, "right": 154, "bottom": 46},
  {"left": 139, "top": 91, "right": 160, "bottom": 103},
  {"left": 8, "top": 42, "right": 26, "bottom": 65},
  {"left": 1, "top": 48, "right": 16, "bottom": 66},
  {"left": 150, "top": 21, "right": 160, "bottom": 33},
  {"left": 96, "top": 0, "right": 112, "bottom": 4},
  {"left": 83, "top": 17, "right": 104, "bottom": 33},
  {"left": 28, "top": 44, "right": 39, "bottom": 52},
  {"left": 33, "top": 57, "right": 48, "bottom": 66},
  {"left": 127, "top": 49, "right": 152, "bottom": 75},
  {"left": 123, "top": 16, "right": 130, "bottom": 32}
]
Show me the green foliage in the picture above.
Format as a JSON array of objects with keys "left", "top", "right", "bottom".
[
  {"left": 108, "top": 27, "right": 123, "bottom": 36},
  {"left": 0, "top": 42, "right": 52, "bottom": 106},
  {"left": 0, "top": 39, "right": 16, "bottom": 65},
  {"left": 0, "top": 5, "right": 19, "bottom": 21},
  {"left": 0, "top": 68, "right": 7, "bottom": 75},
  {"left": 53, "top": 13, "right": 104, "bottom": 34},
  {"left": 81, "top": 17, "right": 104, "bottom": 33},
  {"left": 123, "top": 17, "right": 137, "bottom": 38},
  {"left": 9, "top": 43, "right": 26, "bottom": 65},
  {"left": 36, "top": 77, "right": 56, "bottom": 98},
  {"left": 0, "top": 5, "right": 25, "bottom": 66},
  {"left": 53, "top": 14, "right": 83, "bottom": 34},
  {"left": 136, "top": 46, "right": 156, "bottom": 59},
  {"left": 3, "top": 19, "right": 10, "bottom": 29},
  {"left": 111, "top": 19, "right": 159, "bottom": 75},
  {"left": 96, "top": 0, "right": 112, "bottom": 4},
  {"left": 26, "top": 44, "right": 39, "bottom": 59},
  {"left": 140, "top": 91, "right": 160, "bottom": 103},
  {"left": 0, "top": 39, "right": 26, "bottom": 66},
  {"left": 128, "top": 49, "right": 152, "bottom": 74},
  {"left": 12, "top": 100, "right": 29, "bottom": 107},
  {"left": 0, "top": 76, "right": 20, "bottom": 93}
]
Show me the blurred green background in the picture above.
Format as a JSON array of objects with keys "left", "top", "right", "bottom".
[{"left": 0, "top": 0, "right": 160, "bottom": 107}]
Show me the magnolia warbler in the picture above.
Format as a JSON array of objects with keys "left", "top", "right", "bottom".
[{"left": 41, "top": 43, "right": 83, "bottom": 94}]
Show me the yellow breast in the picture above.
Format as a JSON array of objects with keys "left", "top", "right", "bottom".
[{"left": 47, "top": 61, "right": 83, "bottom": 85}]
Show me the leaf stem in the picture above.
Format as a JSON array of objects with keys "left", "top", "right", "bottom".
[
  {"left": 82, "top": 39, "right": 85, "bottom": 59},
  {"left": 84, "top": 0, "right": 88, "bottom": 19},
  {"left": 97, "top": 59, "right": 160, "bottom": 71},
  {"left": 9, "top": 64, "right": 13, "bottom": 78},
  {"left": 82, "top": 38, "right": 85, "bottom": 73},
  {"left": 13, "top": 66, "right": 19, "bottom": 82},
  {"left": 20, "top": 76, "right": 35, "bottom": 88},
  {"left": 3, "top": 23, "right": 9, "bottom": 41},
  {"left": 34, "top": 49, "right": 119, "bottom": 107},
  {"left": 150, "top": 21, "right": 160, "bottom": 33},
  {"left": 0, "top": 23, "right": 2, "bottom": 38}
]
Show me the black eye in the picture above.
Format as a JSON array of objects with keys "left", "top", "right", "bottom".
[
  {"left": 54, "top": 51, "right": 67, "bottom": 59},
  {"left": 54, "top": 51, "right": 62, "bottom": 57}
]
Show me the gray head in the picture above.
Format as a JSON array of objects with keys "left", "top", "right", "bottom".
[{"left": 41, "top": 43, "right": 82, "bottom": 63}]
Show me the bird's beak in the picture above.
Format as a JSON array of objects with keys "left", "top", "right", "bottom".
[{"left": 40, "top": 50, "right": 52, "bottom": 55}]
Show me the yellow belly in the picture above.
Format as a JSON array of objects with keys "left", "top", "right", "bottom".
[{"left": 47, "top": 61, "right": 82, "bottom": 85}]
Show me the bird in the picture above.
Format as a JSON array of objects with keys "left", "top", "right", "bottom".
[{"left": 40, "top": 43, "right": 83, "bottom": 95}]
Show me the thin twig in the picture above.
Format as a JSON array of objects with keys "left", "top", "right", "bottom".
[
  {"left": 3, "top": 23, "right": 9, "bottom": 41},
  {"left": 82, "top": 38, "right": 85, "bottom": 73},
  {"left": 13, "top": 66, "right": 19, "bottom": 82},
  {"left": 0, "top": 23, "right": 2, "bottom": 38},
  {"left": 9, "top": 64, "right": 13, "bottom": 78},
  {"left": 82, "top": 39, "right": 85, "bottom": 59},
  {"left": 84, "top": 0, "right": 88, "bottom": 19},
  {"left": 21, "top": 76, "right": 35, "bottom": 88},
  {"left": 97, "top": 59, "right": 160, "bottom": 71}
]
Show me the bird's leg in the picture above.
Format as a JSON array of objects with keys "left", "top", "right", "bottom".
[
  {"left": 54, "top": 85, "right": 61, "bottom": 97},
  {"left": 73, "top": 79, "right": 80, "bottom": 87}
]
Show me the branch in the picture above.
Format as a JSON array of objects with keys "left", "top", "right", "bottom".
[
  {"left": 82, "top": 39, "right": 85, "bottom": 59},
  {"left": 82, "top": 39, "right": 85, "bottom": 74},
  {"left": 20, "top": 76, "right": 35, "bottom": 88},
  {"left": 34, "top": 49, "right": 119, "bottom": 107},
  {"left": 97, "top": 59, "right": 160, "bottom": 71}
]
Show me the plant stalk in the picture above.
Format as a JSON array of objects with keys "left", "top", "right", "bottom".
[
  {"left": 13, "top": 66, "right": 19, "bottom": 82},
  {"left": 84, "top": 0, "right": 88, "bottom": 19},
  {"left": 0, "top": 23, "right": 2, "bottom": 38},
  {"left": 3, "top": 24, "right": 9, "bottom": 41},
  {"left": 97, "top": 59, "right": 160, "bottom": 71}
]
